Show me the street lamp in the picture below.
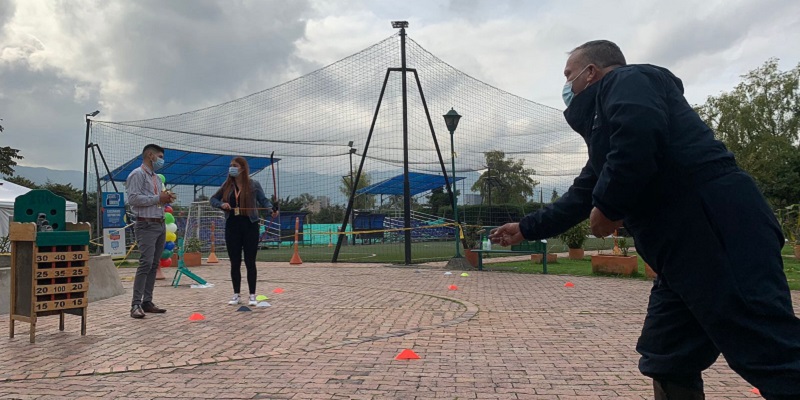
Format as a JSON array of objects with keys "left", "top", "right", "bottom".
[
  {"left": 443, "top": 108, "right": 463, "bottom": 263},
  {"left": 348, "top": 142, "right": 357, "bottom": 245},
  {"left": 82, "top": 110, "right": 100, "bottom": 222}
]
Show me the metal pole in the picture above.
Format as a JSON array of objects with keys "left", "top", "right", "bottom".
[
  {"left": 488, "top": 167, "right": 493, "bottom": 206},
  {"left": 333, "top": 69, "right": 392, "bottom": 263},
  {"left": 82, "top": 117, "right": 91, "bottom": 222},
  {"left": 93, "top": 144, "right": 119, "bottom": 193},
  {"left": 450, "top": 132, "right": 462, "bottom": 258},
  {"left": 349, "top": 150, "right": 355, "bottom": 245},
  {"left": 91, "top": 145, "right": 103, "bottom": 254},
  {"left": 410, "top": 69, "right": 456, "bottom": 213},
  {"left": 400, "top": 27, "right": 412, "bottom": 265}
]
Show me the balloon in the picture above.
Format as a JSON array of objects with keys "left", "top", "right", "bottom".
[
  {"left": 166, "top": 231, "right": 177, "bottom": 243},
  {"left": 159, "top": 257, "right": 172, "bottom": 267},
  {"left": 164, "top": 212, "right": 175, "bottom": 224},
  {"left": 164, "top": 205, "right": 173, "bottom": 213},
  {"left": 166, "top": 223, "right": 178, "bottom": 233},
  {"left": 161, "top": 249, "right": 173, "bottom": 259},
  {"left": 164, "top": 241, "right": 175, "bottom": 251},
  {"left": 158, "top": 174, "right": 166, "bottom": 184}
]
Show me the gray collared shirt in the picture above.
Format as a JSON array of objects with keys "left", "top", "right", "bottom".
[{"left": 126, "top": 164, "right": 164, "bottom": 219}]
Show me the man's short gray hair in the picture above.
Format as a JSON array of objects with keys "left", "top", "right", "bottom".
[{"left": 570, "top": 40, "right": 627, "bottom": 68}]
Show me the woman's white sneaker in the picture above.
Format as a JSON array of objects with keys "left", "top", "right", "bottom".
[
  {"left": 228, "top": 294, "right": 241, "bottom": 305},
  {"left": 248, "top": 294, "right": 258, "bottom": 306}
]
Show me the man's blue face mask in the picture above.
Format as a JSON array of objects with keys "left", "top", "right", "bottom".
[
  {"left": 153, "top": 157, "right": 165, "bottom": 171},
  {"left": 562, "top": 65, "right": 590, "bottom": 107}
]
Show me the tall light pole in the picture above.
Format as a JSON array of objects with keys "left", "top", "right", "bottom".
[
  {"left": 348, "top": 141, "right": 357, "bottom": 245},
  {"left": 82, "top": 110, "right": 99, "bottom": 222},
  {"left": 443, "top": 108, "right": 463, "bottom": 263}
]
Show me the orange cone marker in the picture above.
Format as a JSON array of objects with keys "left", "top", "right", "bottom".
[
  {"left": 188, "top": 313, "right": 205, "bottom": 321},
  {"left": 564, "top": 282, "right": 575, "bottom": 287},
  {"left": 289, "top": 217, "right": 303, "bottom": 265},
  {"left": 448, "top": 285, "right": 458, "bottom": 291},
  {"left": 273, "top": 288, "right": 284, "bottom": 294},
  {"left": 395, "top": 349, "right": 421, "bottom": 360},
  {"left": 750, "top": 388, "right": 760, "bottom": 395},
  {"left": 207, "top": 221, "right": 219, "bottom": 263}
]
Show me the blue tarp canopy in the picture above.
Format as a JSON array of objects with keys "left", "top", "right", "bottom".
[
  {"left": 103, "top": 148, "right": 278, "bottom": 187},
  {"left": 356, "top": 172, "right": 464, "bottom": 196}
]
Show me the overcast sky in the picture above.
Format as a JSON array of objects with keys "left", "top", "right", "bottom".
[{"left": 1, "top": 0, "right": 799, "bottom": 172}]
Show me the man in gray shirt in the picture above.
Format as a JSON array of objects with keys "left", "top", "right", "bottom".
[{"left": 126, "top": 144, "right": 175, "bottom": 319}]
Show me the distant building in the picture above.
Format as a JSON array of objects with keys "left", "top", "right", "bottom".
[
  {"left": 305, "top": 196, "right": 331, "bottom": 214},
  {"left": 462, "top": 194, "right": 482, "bottom": 206}
]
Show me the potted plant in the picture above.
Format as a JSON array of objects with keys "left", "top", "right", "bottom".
[
  {"left": 182, "top": 237, "right": 203, "bottom": 267},
  {"left": 559, "top": 220, "right": 588, "bottom": 260},
  {"left": 591, "top": 233, "right": 638, "bottom": 276},
  {"left": 460, "top": 224, "right": 482, "bottom": 267}
]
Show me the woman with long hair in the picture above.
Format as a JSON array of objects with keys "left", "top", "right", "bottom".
[{"left": 210, "top": 157, "right": 277, "bottom": 306}]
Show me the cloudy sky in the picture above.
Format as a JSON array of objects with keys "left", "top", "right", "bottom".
[{"left": 1, "top": 0, "right": 799, "bottom": 172}]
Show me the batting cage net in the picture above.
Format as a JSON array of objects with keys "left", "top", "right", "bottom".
[{"left": 89, "top": 32, "right": 587, "bottom": 264}]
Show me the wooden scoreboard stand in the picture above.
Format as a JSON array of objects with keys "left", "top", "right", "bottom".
[{"left": 8, "top": 190, "right": 91, "bottom": 343}]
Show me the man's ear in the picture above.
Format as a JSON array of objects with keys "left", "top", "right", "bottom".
[{"left": 586, "top": 64, "right": 599, "bottom": 84}]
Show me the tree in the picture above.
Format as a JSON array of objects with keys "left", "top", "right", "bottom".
[
  {"left": 42, "top": 180, "right": 82, "bottom": 204},
  {"left": 471, "top": 151, "right": 539, "bottom": 205},
  {"left": 295, "top": 193, "right": 316, "bottom": 210},
  {"left": 5, "top": 175, "right": 38, "bottom": 189},
  {"left": 697, "top": 58, "right": 800, "bottom": 206},
  {"left": 0, "top": 123, "right": 23, "bottom": 176},
  {"left": 314, "top": 204, "right": 345, "bottom": 224},
  {"left": 551, "top": 189, "right": 560, "bottom": 203},
  {"left": 378, "top": 194, "right": 421, "bottom": 212},
  {"left": 426, "top": 186, "right": 452, "bottom": 216},
  {"left": 340, "top": 172, "right": 375, "bottom": 210},
  {"left": 277, "top": 195, "right": 306, "bottom": 212}
]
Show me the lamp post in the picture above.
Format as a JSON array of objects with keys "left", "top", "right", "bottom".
[
  {"left": 443, "top": 108, "right": 462, "bottom": 260},
  {"left": 82, "top": 110, "right": 99, "bottom": 222},
  {"left": 348, "top": 141, "right": 357, "bottom": 245}
]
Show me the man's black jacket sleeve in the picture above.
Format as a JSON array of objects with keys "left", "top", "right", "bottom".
[{"left": 519, "top": 159, "right": 597, "bottom": 240}]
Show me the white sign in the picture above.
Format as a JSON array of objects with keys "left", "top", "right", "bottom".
[{"left": 103, "top": 228, "right": 127, "bottom": 257}]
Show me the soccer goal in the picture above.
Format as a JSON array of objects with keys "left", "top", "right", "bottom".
[{"left": 183, "top": 201, "right": 227, "bottom": 254}]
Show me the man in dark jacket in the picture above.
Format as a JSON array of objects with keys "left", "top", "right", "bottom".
[{"left": 490, "top": 40, "right": 800, "bottom": 399}]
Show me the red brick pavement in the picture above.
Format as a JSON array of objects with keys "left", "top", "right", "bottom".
[{"left": 0, "top": 260, "right": 790, "bottom": 399}]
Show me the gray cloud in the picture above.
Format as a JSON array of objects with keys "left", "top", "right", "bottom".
[
  {"left": 639, "top": 0, "right": 799, "bottom": 67},
  {"left": 101, "top": 0, "right": 312, "bottom": 114},
  {"left": 0, "top": 0, "right": 313, "bottom": 170},
  {"left": 0, "top": 1, "right": 15, "bottom": 28},
  {"left": 2, "top": 0, "right": 799, "bottom": 186}
]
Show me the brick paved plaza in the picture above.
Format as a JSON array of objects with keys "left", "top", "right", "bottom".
[{"left": 2, "top": 260, "right": 786, "bottom": 399}]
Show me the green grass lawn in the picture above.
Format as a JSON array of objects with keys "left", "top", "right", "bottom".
[
  {"left": 120, "top": 237, "right": 622, "bottom": 265},
  {"left": 119, "top": 239, "right": 800, "bottom": 291},
  {"left": 487, "top": 245, "right": 800, "bottom": 291}
]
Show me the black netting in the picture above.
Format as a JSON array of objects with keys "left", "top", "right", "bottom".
[{"left": 89, "top": 33, "right": 586, "bottom": 263}]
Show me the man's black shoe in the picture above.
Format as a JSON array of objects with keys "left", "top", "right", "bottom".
[
  {"left": 141, "top": 301, "right": 166, "bottom": 313},
  {"left": 130, "top": 305, "right": 146, "bottom": 319}
]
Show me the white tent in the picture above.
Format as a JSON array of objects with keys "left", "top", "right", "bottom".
[{"left": 0, "top": 179, "right": 78, "bottom": 237}]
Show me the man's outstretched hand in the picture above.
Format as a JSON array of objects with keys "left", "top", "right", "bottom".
[
  {"left": 489, "top": 223, "right": 525, "bottom": 247},
  {"left": 590, "top": 207, "right": 623, "bottom": 237}
]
